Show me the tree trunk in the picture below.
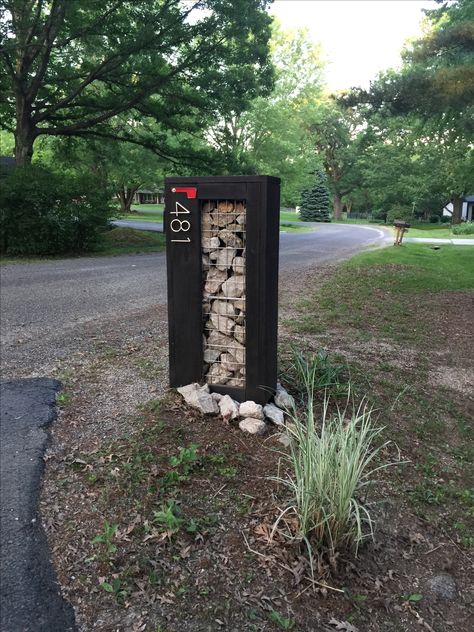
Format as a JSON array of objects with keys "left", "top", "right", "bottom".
[
  {"left": 333, "top": 193, "right": 343, "bottom": 220},
  {"left": 451, "top": 194, "right": 462, "bottom": 225},
  {"left": 116, "top": 186, "right": 139, "bottom": 214},
  {"left": 14, "top": 95, "right": 36, "bottom": 166}
]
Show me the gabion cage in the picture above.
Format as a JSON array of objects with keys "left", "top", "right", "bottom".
[{"left": 165, "top": 176, "right": 280, "bottom": 405}]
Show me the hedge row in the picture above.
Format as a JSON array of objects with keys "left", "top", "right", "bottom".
[{"left": 0, "top": 166, "right": 114, "bottom": 256}]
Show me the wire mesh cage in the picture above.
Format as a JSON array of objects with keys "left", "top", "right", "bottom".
[{"left": 201, "top": 199, "right": 247, "bottom": 387}]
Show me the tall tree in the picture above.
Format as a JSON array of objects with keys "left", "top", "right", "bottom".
[
  {"left": 300, "top": 170, "right": 330, "bottom": 222},
  {"left": 306, "top": 99, "right": 362, "bottom": 219},
  {"left": 342, "top": 0, "right": 474, "bottom": 223},
  {"left": 208, "top": 21, "right": 326, "bottom": 204},
  {"left": 0, "top": 0, "right": 273, "bottom": 165},
  {"left": 48, "top": 134, "right": 165, "bottom": 214}
]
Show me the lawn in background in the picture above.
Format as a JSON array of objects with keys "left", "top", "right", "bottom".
[
  {"left": 295, "top": 244, "right": 474, "bottom": 344},
  {"left": 98, "top": 227, "right": 165, "bottom": 255},
  {"left": 130, "top": 203, "right": 164, "bottom": 213},
  {"left": 279, "top": 222, "right": 318, "bottom": 233},
  {"left": 123, "top": 203, "right": 164, "bottom": 222},
  {"left": 1, "top": 228, "right": 166, "bottom": 264},
  {"left": 280, "top": 210, "right": 301, "bottom": 222},
  {"left": 399, "top": 223, "right": 474, "bottom": 239},
  {"left": 332, "top": 217, "right": 385, "bottom": 225},
  {"left": 122, "top": 207, "right": 311, "bottom": 231},
  {"left": 121, "top": 205, "right": 474, "bottom": 243}
]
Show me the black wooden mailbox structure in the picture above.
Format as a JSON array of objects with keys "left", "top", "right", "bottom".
[{"left": 165, "top": 175, "right": 280, "bottom": 405}]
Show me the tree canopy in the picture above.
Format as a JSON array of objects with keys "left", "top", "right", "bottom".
[
  {"left": 1, "top": 0, "right": 472, "bottom": 228},
  {"left": 207, "top": 21, "right": 326, "bottom": 205},
  {"left": 0, "top": 0, "right": 273, "bottom": 164},
  {"left": 338, "top": 0, "right": 474, "bottom": 222}
]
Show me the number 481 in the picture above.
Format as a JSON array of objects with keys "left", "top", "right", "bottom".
[{"left": 170, "top": 201, "right": 191, "bottom": 243}]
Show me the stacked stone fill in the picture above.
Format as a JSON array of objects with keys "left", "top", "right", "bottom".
[{"left": 202, "top": 200, "right": 246, "bottom": 387}]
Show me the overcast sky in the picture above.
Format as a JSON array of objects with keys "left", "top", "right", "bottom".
[{"left": 269, "top": 0, "right": 439, "bottom": 90}]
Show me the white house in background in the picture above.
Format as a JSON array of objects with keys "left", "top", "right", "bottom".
[
  {"left": 442, "top": 195, "right": 474, "bottom": 221},
  {"left": 132, "top": 188, "right": 164, "bottom": 204}
]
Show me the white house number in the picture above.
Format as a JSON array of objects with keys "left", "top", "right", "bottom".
[{"left": 170, "top": 199, "right": 191, "bottom": 243}]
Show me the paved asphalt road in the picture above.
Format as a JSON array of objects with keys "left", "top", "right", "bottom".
[
  {"left": 0, "top": 378, "right": 76, "bottom": 632},
  {"left": 113, "top": 219, "right": 164, "bottom": 232},
  {"left": 1, "top": 223, "right": 387, "bottom": 377}
]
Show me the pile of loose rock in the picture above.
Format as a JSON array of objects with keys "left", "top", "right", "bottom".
[
  {"left": 177, "top": 382, "right": 295, "bottom": 436},
  {"left": 202, "top": 200, "right": 247, "bottom": 387}
]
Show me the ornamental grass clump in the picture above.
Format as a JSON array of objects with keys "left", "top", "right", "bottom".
[
  {"left": 286, "top": 347, "right": 348, "bottom": 400},
  {"left": 272, "top": 359, "right": 393, "bottom": 564}
]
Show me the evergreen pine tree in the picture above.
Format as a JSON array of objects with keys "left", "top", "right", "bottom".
[{"left": 299, "top": 170, "right": 331, "bottom": 222}]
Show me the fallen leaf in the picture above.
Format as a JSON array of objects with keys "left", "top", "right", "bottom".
[
  {"left": 254, "top": 523, "right": 272, "bottom": 540},
  {"left": 328, "top": 618, "right": 359, "bottom": 632}
]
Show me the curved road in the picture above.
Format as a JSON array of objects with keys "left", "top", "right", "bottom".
[{"left": 0, "top": 223, "right": 388, "bottom": 377}]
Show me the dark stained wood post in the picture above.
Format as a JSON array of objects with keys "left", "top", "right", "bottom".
[{"left": 165, "top": 176, "right": 280, "bottom": 405}]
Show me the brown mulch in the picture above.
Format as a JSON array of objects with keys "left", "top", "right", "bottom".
[{"left": 40, "top": 267, "right": 474, "bottom": 631}]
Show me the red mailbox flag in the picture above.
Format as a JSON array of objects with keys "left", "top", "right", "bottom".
[{"left": 172, "top": 187, "right": 197, "bottom": 199}]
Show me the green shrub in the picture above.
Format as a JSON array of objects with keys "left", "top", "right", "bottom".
[
  {"left": 385, "top": 205, "right": 413, "bottom": 225},
  {"left": 0, "top": 165, "right": 113, "bottom": 255},
  {"left": 452, "top": 222, "right": 474, "bottom": 235}
]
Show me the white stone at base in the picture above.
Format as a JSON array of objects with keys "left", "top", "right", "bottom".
[{"left": 239, "top": 418, "right": 267, "bottom": 435}]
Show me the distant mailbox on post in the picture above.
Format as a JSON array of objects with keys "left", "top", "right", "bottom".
[{"left": 165, "top": 175, "right": 280, "bottom": 405}]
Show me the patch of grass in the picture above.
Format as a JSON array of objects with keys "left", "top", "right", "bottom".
[
  {"left": 333, "top": 218, "right": 385, "bottom": 225},
  {"left": 1, "top": 227, "right": 166, "bottom": 263},
  {"left": 98, "top": 227, "right": 165, "bottom": 255},
  {"left": 294, "top": 245, "right": 474, "bottom": 345},
  {"left": 130, "top": 204, "right": 164, "bottom": 213},
  {"left": 0, "top": 255, "right": 47, "bottom": 265},
  {"left": 280, "top": 210, "right": 300, "bottom": 222},
  {"left": 123, "top": 212, "right": 164, "bottom": 222},
  {"left": 454, "top": 521, "right": 474, "bottom": 548},
  {"left": 410, "top": 481, "right": 446, "bottom": 507},
  {"left": 413, "top": 415, "right": 446, "bottom": 441},
  {"left": 345, "top": 244, "right": 474, "bottom": 290},
  {"left": 282, "top": 347, "right": 349, "bottom": 403},
  {"left": 396, "top": 223, "right": 453, "bottom": 238},
  {"left": 280, "top": 222, "right": 318, "bottom": 233},
  {"left": 398, "top": 222, "right": 474, "bottom": 239},
  {"left": 56, "top": 391, "right": 71, "bottom": 406}
]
